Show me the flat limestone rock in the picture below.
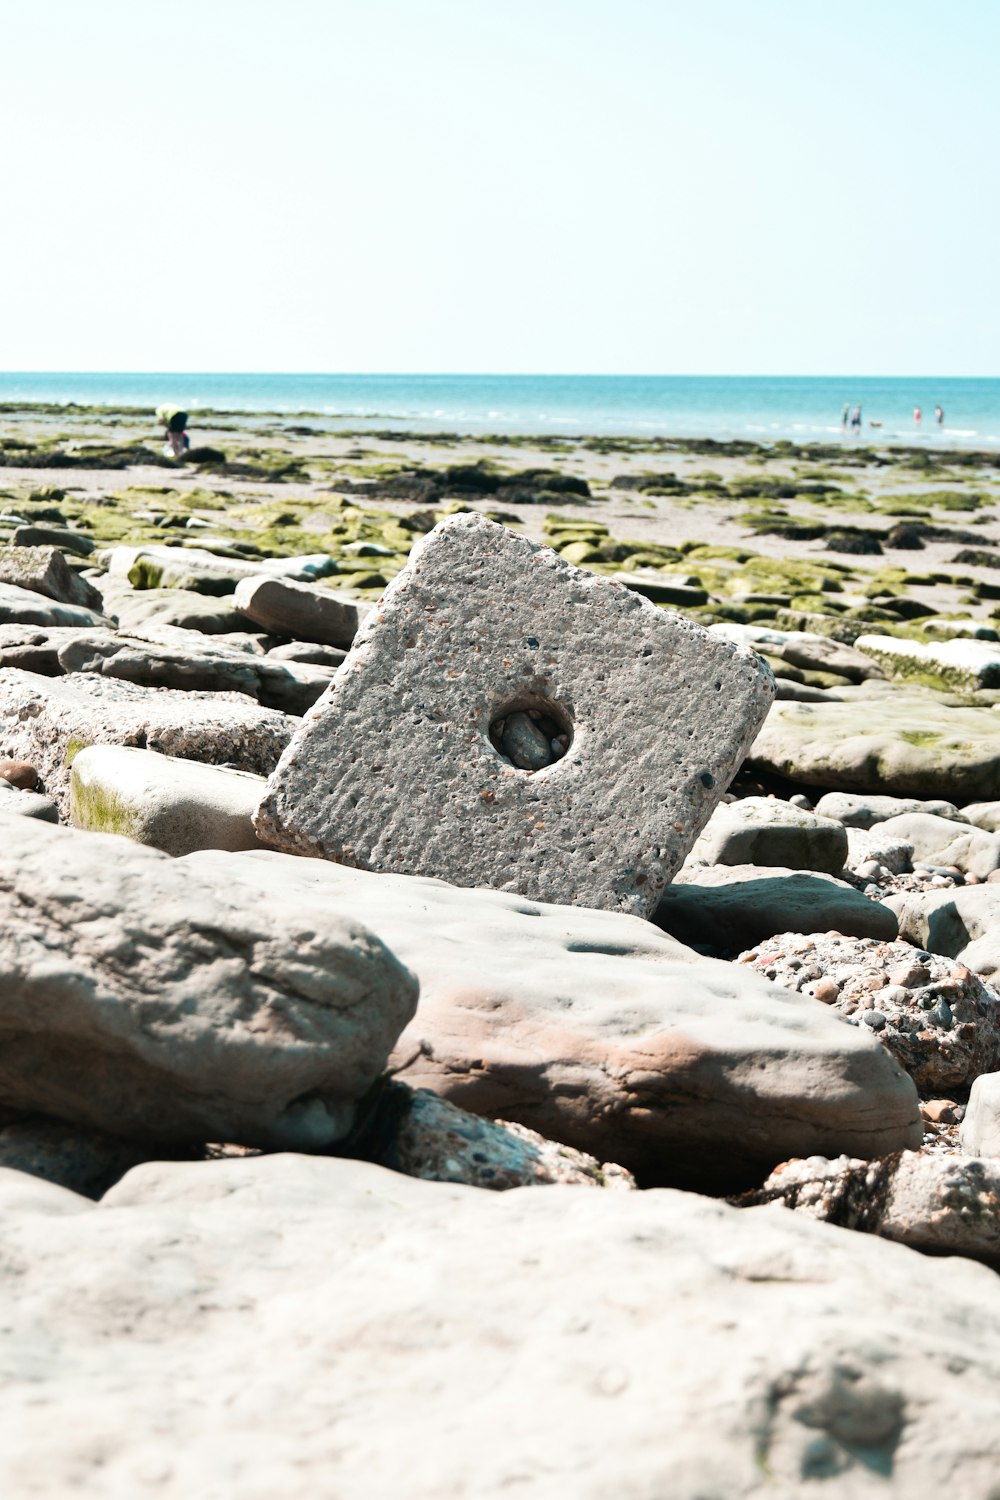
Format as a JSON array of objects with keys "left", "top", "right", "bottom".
[
  {"left": 255, "top": 515, "right": 775, "bottom": 917},
  {"left": 0, "top": 816, "right": 417, "bottom": 1148},
  {"left": 878, "top": 812, "right": 1000, "bottom": 879},
  {"left": 0, "top": 581, "right": 110, "bottom": 630},
  {"left": 655, "top": 863, "right": 899, "bottom": 952},
  {"left": 99, "top": 576, "right": 248, "bottom": 634},
  {"left": 187, "top": 851, "right": 921, "bottom": 1187},
  {"left": 0, "top": 668, "right": 295, "bottom": 817},
  {"left": 855, "top": 633, "right": 1000, "bottom": 692},
  {"left": 815, "top": 791, "right": 965, "bottom": 828},
  {"left": 55, "top": 631, "right": 336, "bottom": 715},
  {"left": 11, "top": 523, "right": 95, "bottom": 556},
  {"left": 2, "top": 1155, "right": 1000, "bottom": 1497},
  {"left": 749, "top": 693, "right": 1000, "bottom": 800},
  {"left": 690, "top": 795, "right": 848, "bottom": 874},
  {"left": 0, "top": 544, "right": 103, "bottom": 612},
  {"left": 70, "top": 746, "right": 268, "bottom": 856},
  {"left": 233, "top": 574, "right": 369, "bottom": 648}
]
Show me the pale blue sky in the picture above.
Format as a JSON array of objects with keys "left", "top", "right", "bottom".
[{"left": 3, "top": 0, "right": 996, "bottom": 374}]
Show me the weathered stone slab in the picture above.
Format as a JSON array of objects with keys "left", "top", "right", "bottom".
[
  {"left": 0, "top": 669, "right": 294, "bottom": 816},
  {"left": 99, "top": 576, "right": 247, "bottom": 634},
  {"left": 655, "top": 863, "right": 899, "bottom": 952},
  {"left": 855, "top": 633, "right": 1000, "bottom": 691},
  {"left": 233, "top": 574, "right": 369, "bottom": 648},
  {"left": 815, "top": 791, "right": 965, "bottom": 828},
  {"left": 0, "top": 816, "right": 418, "bottom": 1147},
  {"left": 878, "top": 812, "right": 1000, "bottom": 879},
  {"left": 0, "top": 544, "right": 103, "bottom": 611},
  {"left": 255, "top": 515, "right": 775, "bottom": 916},
  {"left": 187, "top": 851, "right": 921, "bottom": 1187},
  {"left": 11, "top": 524, "right": 95, "bottom": 556},
  {"left": 2, "top": 1155, "right": 1000, "bottom": 1497},
  {"left": 70, "top": 746, "right": 268, "bottom": 855},
  {"left": 689, "top": 796, "right": 848, "bottom": 874},
  {"left": 0, "top": 582, "right": 109, "bottom": 629},
  {"left": 55, "top": 631, "right": 336, "bottom": 715},
  {"left": 749, "top": 693, "right": 1000, "bottom": 800}
]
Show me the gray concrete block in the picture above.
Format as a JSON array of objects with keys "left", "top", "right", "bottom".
[{"left": 255, "top": 514, "right": 775, "bottom": 916}]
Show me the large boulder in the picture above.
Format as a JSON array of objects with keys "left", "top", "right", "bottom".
[
  {"left": 0, "top": 668, "right": 295, "bottom": 816},
  {"left": 748, "top": 692, "right": 1000, "bottom": 800},
  {"left": 0, "top": 816, "right": 417, "bottom": 1148},
  {"left": 255, "top": 515, "right": 775, "bottom": 917},
  {"left": 1, "top": 1155, "right": 999, "bottom": 1495},
  {"left": 187, "top": 851, "right": 921, "bottom": 1187}
]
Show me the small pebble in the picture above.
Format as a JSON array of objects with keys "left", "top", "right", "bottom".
[
  {"left": 0, "top": 760, "right": 38, "bottom": 791},
  {"left": 813, "top": 978, "right": 840, "bottom": 1004},
  {"left": 921, "top": 1099, "right": 960, "bottom": 1125},
  {"left": 890, "top": 963, "right": 930, "bottom": 988},
  {"left": 498, "top": 712, "right": 553, "bottom": 772},
  {"left": 931, "top": 999, "right": 954, "bottom": 1029},
  {"left": 862, "top": 1010, "right": 887, "bottom": 1031}
]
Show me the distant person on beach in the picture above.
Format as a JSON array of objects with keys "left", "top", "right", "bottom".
[
  {"left": 935, "top": 404, "right": 944, "bottom": 426},
  {"left": 841, "top": 403, "right": 850, "bottom": 430},
  {"left": 913, "top": 405, "right": 922, "bottom": 427},
  {"left": 850, "top": 403, "right": 862, "bottom": 433},
  {"left": 156, "top": 405, "right": 190, "bottom": 459}
]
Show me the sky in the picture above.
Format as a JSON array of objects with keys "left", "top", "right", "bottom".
[{"left": 2, "top": 0, "right": 996, "bottom": 375}]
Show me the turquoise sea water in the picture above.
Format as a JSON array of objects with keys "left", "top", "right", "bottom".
[{"left": 1, "top": 373, "right": 999, "bottom": 447}]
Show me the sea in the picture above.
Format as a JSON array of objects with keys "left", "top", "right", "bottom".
[{"left": 1, "top": 373, "right": 999, "bottom": 448}]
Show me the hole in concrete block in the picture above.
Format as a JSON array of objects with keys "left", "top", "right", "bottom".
[{"left": 488, "top": 694, "right": 574, "bottom": 773}]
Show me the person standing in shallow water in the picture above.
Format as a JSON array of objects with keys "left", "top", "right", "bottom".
[
  {"left": 935, "top": 404, "right": 945, "bottom": 426},
  {"left": 914, "top": 405, "right": 922, "bottom": 427},
  {"left": 841, "top": 403, "right": 850, "bottom": 431},
  {"left": 850, "top": 403, "right": 862, "bottom": 434}
]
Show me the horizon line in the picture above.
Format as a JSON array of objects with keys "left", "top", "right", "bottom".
[{"left": 0, "top": 369, "right": 997, "bottom": 382}]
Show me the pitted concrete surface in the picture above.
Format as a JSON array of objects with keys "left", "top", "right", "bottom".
[{"left": 255, "top": 514, "right": 775, "bottom": 915}]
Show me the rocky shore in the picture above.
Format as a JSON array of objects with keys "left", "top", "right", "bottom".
[{"left": 1, "top": 403, "right": 999, "bottom": 1495}]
